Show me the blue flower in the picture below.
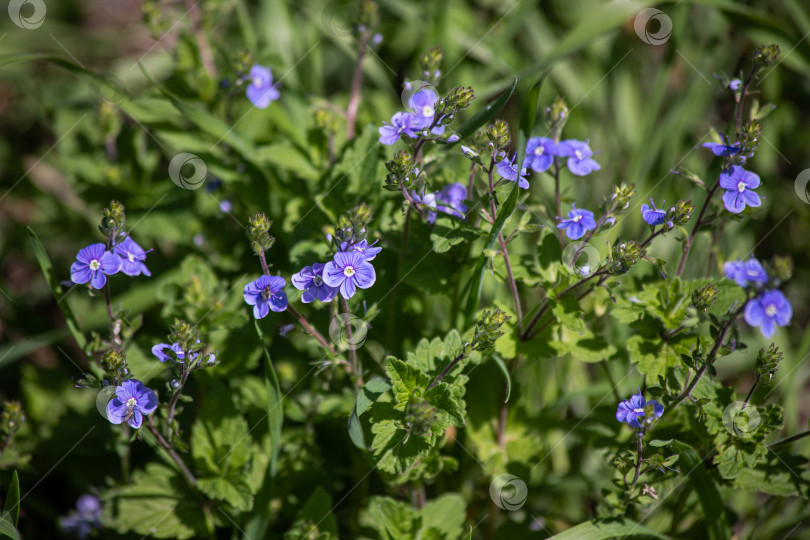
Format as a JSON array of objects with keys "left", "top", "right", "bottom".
[
  {"left": 702, "top": 135, "right": 741, "bottom": 157},
  {"left": 723, "top": 258, "right": 767, "bottom": 288},
  {"left": 525, "top": 137, "right": 557, "bottom": 173},
  {"left": 340, "top": 239, "right": 382, "bottom": 261},
  {"left": 246, "top": 65, "right": 280, "bottom": 109},
  {"left": 557, "top": 139, "right": 601, "bottom": 176},
  {"left": 616, "top": 391, "right": 664, "bottom": 429},
  {"left": 411, "top": 190, "right": 438, "bottom": 224},
  {"left": 557, "top": 204, "right": 596, "bottom": 240},
  {"left": 70, "top": 243, "right": 122, "bottom": 289},
  {"left": 59, "top": 494, "right": 102, "bottom": 539},
  {"left": 408, "top": 87, "right": 440, "bottom": 127},
  {"left": 291, "top": 263, "right": 338, "bottom": 303},
  {"left": 379, "top": 112, "right": 421, "bottom": 145},
  {"left": 113, "top": 236, "right": 151, "bottom": 277},
  {"left": 641, "top": 198, "right": 668, "bottom": 226},
  {"left": 243, "top": 275, "right": 288, "bottom": 318},
  {"left": 496, "top": 153, "right": 529, "bottom": 189},
  {"left": 106, "top": 379, "right": 158, "bottom": 429},
  {"left": 151, "top": 342, "right": 186, "bottom": 363},
  {"left": 460, "top": 145, "right": 479, "bottom": 159},
  {"left": 436, "top": 183, "right": 468, "bottom": 220},
  {"left": 729, "top": 79, "right": 742, "bottom": 91},
  {"left": 719, "top": 165, "right": 761, "bottom": 213},
  {"left": 323, "top": 251, "right": 376, "bottom": 299},
  {"left": 744, "top": 290, "right": 792, "bottom": 338}
]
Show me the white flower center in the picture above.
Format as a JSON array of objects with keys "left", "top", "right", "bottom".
[
  {"left": 534, "top": 146, "right": 544, "bottom": 156},
  {"left": 343, "top": 266, "right": 356, "bottom": 277},
  {"left": 126, "top": 397, "right": 137, "bottom": 410},
  {"left": 575, "top": 150, "right": 583, "bottom": 160},
  {"left": 421, "top": 105, "right": 433, "bottom": 117},
  {"left": 254, "top": 76, "right": 265, "bottom": 87},
  {"left": 573, "top": 214, "right": 582, "bottom": 222},
  {"left": 737, "top": 181, "right": 746, "bottom": 193},
  {"left": 766, "top": 305, "right": 777, "bottom": 317},
  {"left": 746, "top": 269, "right": 759, "bottom": 276},
  {"left": 90, "top": 259, "right": 101, "bottom": 271},
  {"left": 633, "top": 407, "right": 645, "bottom": 414},
  {"left": 313, "top": 274, "right": 323, "bottom": 286},
  {"left": 128, "top": 253, "right": 135, "bottom": 262}
]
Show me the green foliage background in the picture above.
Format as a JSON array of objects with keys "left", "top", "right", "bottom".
[{"left": 0, "top": 0, "right": 809, "bottom": 538}]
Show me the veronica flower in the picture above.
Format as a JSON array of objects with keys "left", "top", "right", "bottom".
[
  {"left": 616, "top": 391, "right": 664, "bottom": 429},
  {"left": 106, "top": 379, "right": 158, "bottom": 429},
  {"left": 525, "top": 137, "right": 557, "bottom": 173},
  {"left": 113, "top": 236, "right": 151, "bottom": 277},
  {"left": 723, "top": 258, "right": 767, "bottom": 288},
  {"left": 729, "top": 79, "right": 742, "bottom": 91},
  {"left": 702, "top": 135, "right": 741, "bottom": 157},
  {"left": 243, "top": 275, "right": 288, "bottom": 318},
  {"left": 641, "top": 198, "right": 668, "bottom": 226},
  {"left": 323, "top": 251, "right": 376, "bottom": 300},
  {"left": 557, "top": 204, "right": 596, "bottom": 240},
  {"left": 291, "top": 263, "right": 338, "bottom": 303},
  {"left": 246, "top": 65, "right": 280, "bottom": 109},
  {"left": 411, "top": 190, "right": 438, "bottom": 224},
  {"left": 496, "top": 153, "right": 529, "bottom": 189},
  {"left": 70, "top": 243, "right": 122, "bottom": 289},
  {"left": 340, "top": 239, "right": 382, "bottom": 261},
  {"left": 151, "top": 342, "right": 186, "bottom": 363},
  {"left": 557, "top": 139, "right": 600, "bottom": 176},
  {"left": 719, "top": 166, "right": 761, "bottom": 213},
  {"left": 744, "top": 290, "right": 792, "bottom": 338},
  {"left": 436, "top": 183, "right": 468, "bottom": 220},
  {"left": 379, "top": 112, "right": 421, "bottom": 145},
  {"left": 59, "top": 494, "right": 102, "bottom": 539},
  {"left": 408, "top": 87, "right": 440, "bottom": 126}
]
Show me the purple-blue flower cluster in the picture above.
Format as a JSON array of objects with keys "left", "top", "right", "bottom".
[
  {"left": 378, "top": 87, "right": 446, "bottom": 145},
  {"left": 106, "top": 379, "right": 158, "bottom": 429},
  {"left": 246, "top": 64, "right": 280, "bottom": 109},
  {"left": 243, "top": 275, "right": 289, "bottom": 319},
  {"left": 412, "top": 183, "right": 468, "bottom": 223},
  {"left": 616, "top": 391, "right": 664, "bottom": 429},
  {"left": 641, "top": 198, "right": 669, "bottom": 227},
  {"left": 557, "top": 204, "right": 596, "bottom": 240},
  {"left": 723, "top": 257, "right": 792, "bottom": 338},
  {"left": 521, "top": 138, "right": 601, "bottom": 177},
  {"left": 496, "top": 153, "right": 529, "bottom": 189},
  {"left": 59, "top": 494, "right": 102, "bottom": 539},
  {"left": 70, "top": 235, "right": 151, "bottom": 289},
  {"left": 323, "top": 250, "right": 376, "bottom": 300}
]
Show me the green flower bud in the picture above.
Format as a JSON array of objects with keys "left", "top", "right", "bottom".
[
  {"left": 101, "top": 348, "right": 129, "bottom": 382},
  {"left": 384, "top": 151, "right": 419, "bottom": 191},
  {"left": 768, "top": 255, "right": 793, "bottom": 284},
  {"left": 169, "top": 319, "right": 203, "bottom": 355},
  {"left": 486, "top": 120, "right": 511, "bottom": 151},
  {"left": 546, "top": 96, "right": 569, "bottom": 141},
  {"left": 444, "top": 86, "right": 475, "bottom": 113},
  {"left": 1, "top": 400, "right": 25, "bottom": 440},
  {"left": 609, "top": 241, "right": 643, "bottom": 274},
  {"left": 472, "top": 307, "right": 510, "bottom": 352},
  {"left": 403, "top": 399, "right": 438, "bottom": 438},
  {"left": 419, "top": 47, "right": 443, "bottom": 81},
  {"left": 358, "top": 0, "right": 379, "bottom": 33},
  {"left": 611, "top": 183, "right": 637, "bottom": 214},
  {"left": 755, "top": 344, "right": 783, "bottom": 384},
  {"left": 100, "top": 200, "right": 126, "bottom": 240},
  {"left": 751, "top": 44, "right": 780, "bottom": 67},
  {"left": 669, "top": 199, "right": 695, "bottom": 226},
  {"left": 314, "top": 108, "right": 340, "bottom": 134},
  {"left": 690, "top": 283, "right": 719, "bottom": 313},
  {"left": 246, "top": 213, "right": 275, "bottom": 256}
]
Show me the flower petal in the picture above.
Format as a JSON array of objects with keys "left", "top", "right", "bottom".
[
  {"left": 70, "top": 262, "right": 91, "bottom": 284},
  {"left": 340, "top": 277, "right": 357, "bottom": 299},
  {"left": 322, "top": 261, "right": 345, "bottom": 287}
]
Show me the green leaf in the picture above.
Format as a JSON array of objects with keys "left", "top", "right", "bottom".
[
  {"left": 548, "top": 518, "right": 667, "bottom": 539},
  {"left": 454, "top": 77, "right": 518, "bottom": 140},
  {"left": 2, "top": 471, "right": 19, "bottom": 527},
  {"left": 348, "top": 377, "right": 392, "bottom": 450},
  {"left": 255, "top": 319, "right": 283, "bottom": 477},
  {"left": 28, "top": 228, "right": 87, "bottom": 351},
  {"left": 103, "top": 463, "right": 206, "bottom": 539},
  {"left": 430, "top": 217, "right": 480, "bottom": 254},
  {"left": 385, "top": 357, "right": 431, "bottom": 408},
  {"left": 671, "top": 441, "right": 730, "bottom": 540},
  {"left": 296, "top": 486, "right": 338, "bottom": 537},
  {"left": 419, "top": 494, "right": 467, "bottom": 539},
  {"left": 491, "top": 355, "right": 512, "bottom": 403},
  {"left": 0, "top": 518, "right": 19, "bottom": 540},
  {"left": 190, "top": 383, "right": 255, "bottom": 511}
]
